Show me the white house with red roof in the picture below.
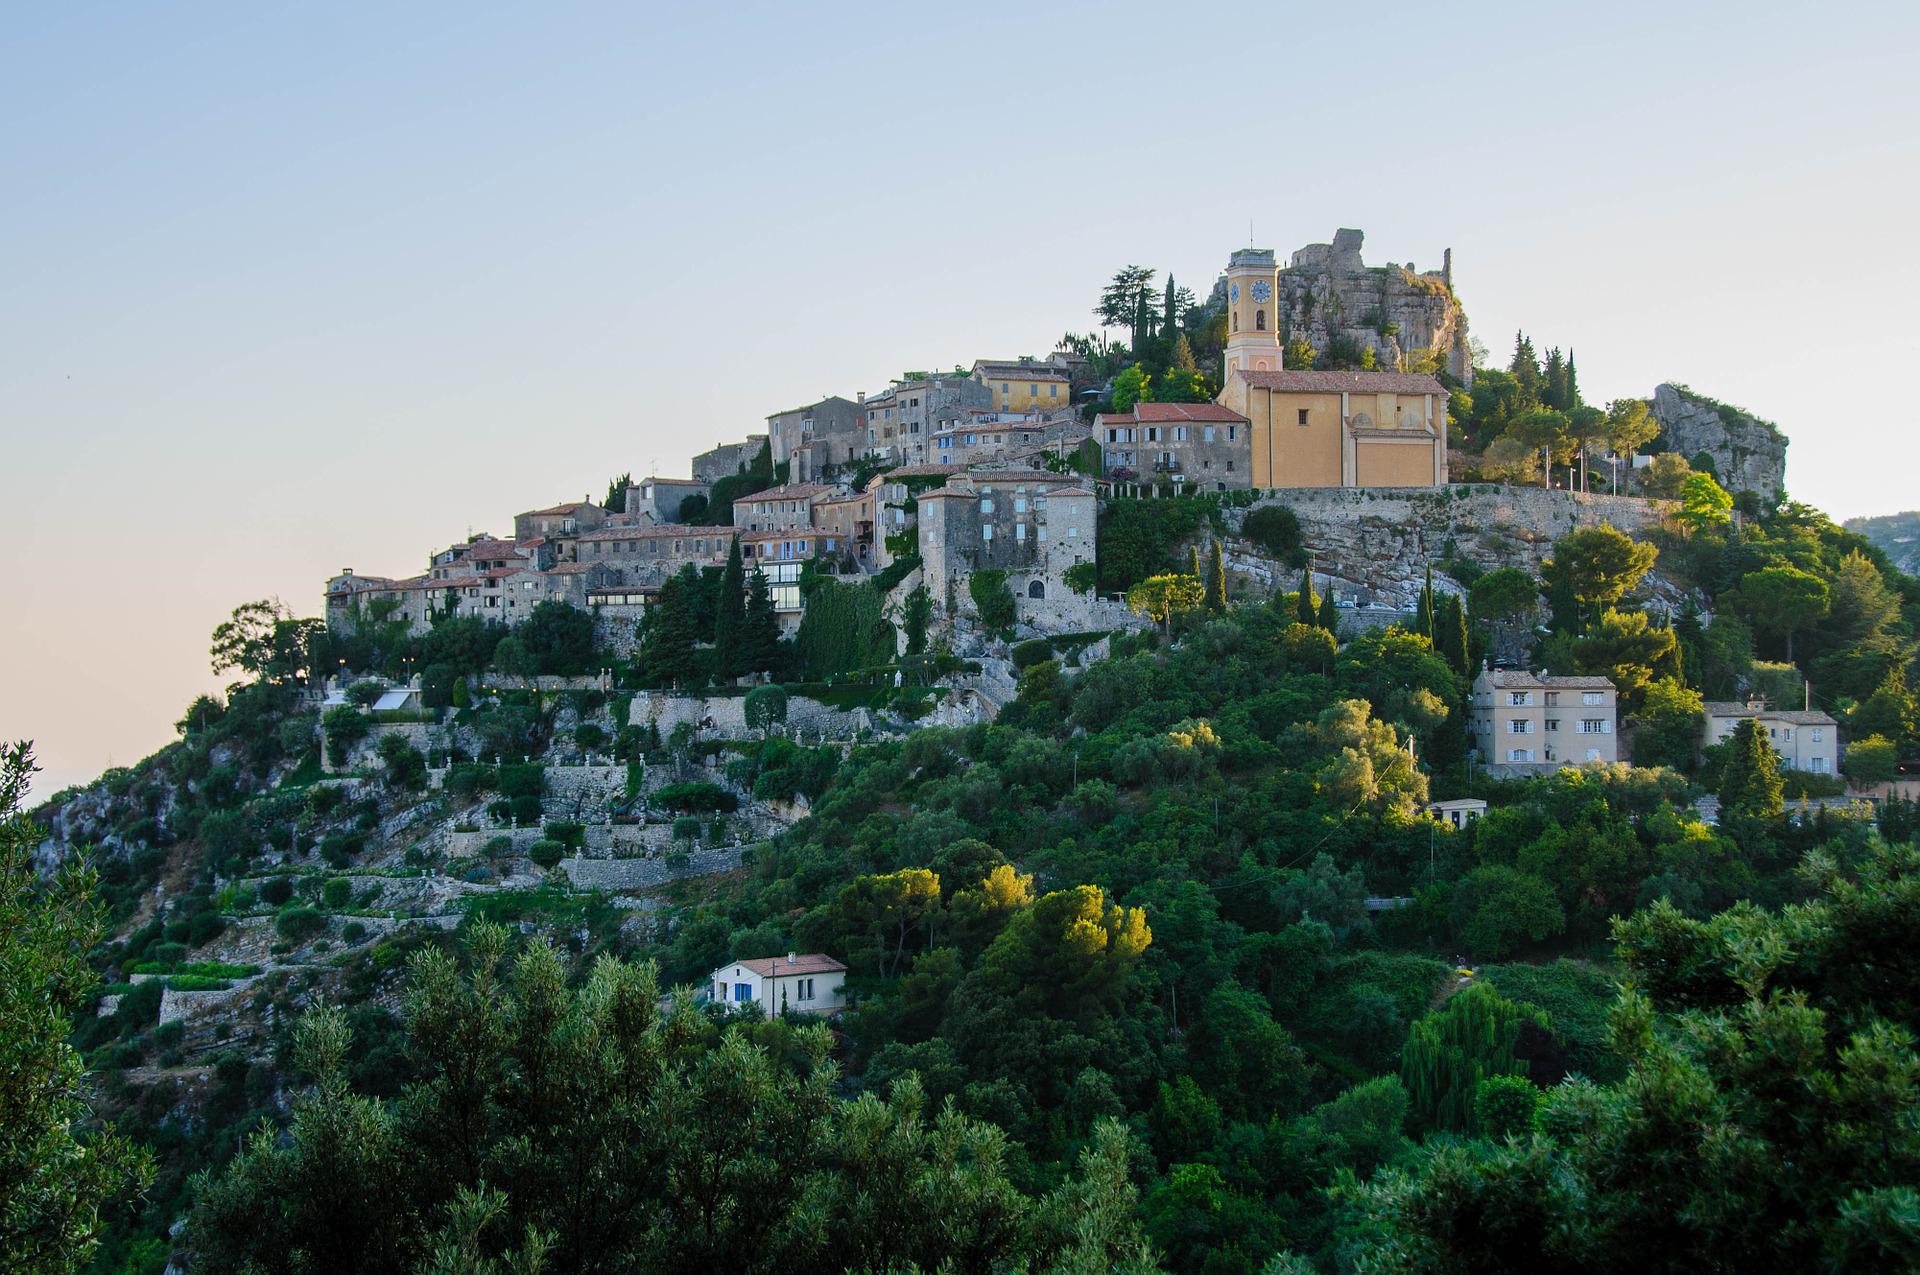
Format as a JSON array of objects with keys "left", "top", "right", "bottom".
[{"left": 710, "top": 953, "right": 847, "bottom": 1015}]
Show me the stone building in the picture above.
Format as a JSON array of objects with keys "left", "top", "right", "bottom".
[
  {"left": 1094, "top": 402, "right": 1250, "bottom": 488},
  {"left": 626, "top": 477, "right": 711, "bottom": 523},
  {"left": 861, "top": 374, "right": 991, "bottom": 466},
  {"left": 931, "top": 409, "right": 1088, "bottom": 468},
  {"left": 575, "top": 523, "right": 735, "bottom": 584},
  {"left": 1701, "top": 699, "right": 1838, "bottom": 776},
  {"left": 732, "top": 482, "right": 840, "bottom": 533},
  {"left": 692, "top": 434, "right": 767, "bottom": 483},
  {"left": 811, "top": 491, "right": 876, "bottom": 567},
  {"left": 916, "top": 471, "right": 1096, "bottom": 617},
  {"left": 970, "top": 358, "right": 1073, "bottom": 415},
  {"left": 1469, "top": 669, "right": 1618, "bottom": 775},
  {"left": 512, "top": 500, "right": 608, "bottom": 543},
  {"left": 766, "top": 397, "right": 864, "bottom": 471}
]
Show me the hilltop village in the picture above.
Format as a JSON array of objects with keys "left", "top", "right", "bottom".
[{"left": 33, "top": 227, "right": 1920, "bottom": 1275}]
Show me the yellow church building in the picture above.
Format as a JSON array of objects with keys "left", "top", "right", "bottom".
[{"left": 1214, "top": 247, "right": 1449, "bottom": 488}]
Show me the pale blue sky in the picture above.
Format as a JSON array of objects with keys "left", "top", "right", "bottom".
[{"left": 5, "top": 1, "right": 1918, "bottom": 794}]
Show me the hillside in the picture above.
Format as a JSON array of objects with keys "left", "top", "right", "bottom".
[
  {"left": 1848, "top": 510, "right": 1920, "bottom": 578},
  {"left": 16, "top": 462, "right": 1920, "bottom": 1273}
]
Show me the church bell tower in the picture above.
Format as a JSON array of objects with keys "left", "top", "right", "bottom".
[{"left": 1222, "top": 247, "right": 1280, "bottom": 376}]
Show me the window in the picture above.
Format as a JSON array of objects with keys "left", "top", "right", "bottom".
[
  {"left": 1015, "top": 523, "right": 1026, "bottom": 542},
  {"left": 1580, "top": 719, "right": 1609, "bottom": 734},
  {"left": 733, "top": 983, "right": 752, "bottom": 1002},
  {"left": 979, "top": 498, "right": 993, "bottom": 514},
  {"left": 1014, "top": 497, "right": 1027, "bottom": 512},
  {"left": 1509, "top": 691, "right": 1531, "bottom": 706},
  {"left": 1067, "top": 526, "right": 1079, "bottom": 538},
  {"left": 1174, "top": 426, "right": 1188, "bottom": 442},
  {"left": 1811, "top": 756, "right": 1828, "bottom": 773},
  {"left": 1508, "top": 720, "right": 1532, "bottom": 734},
  {"left": 1255, "top": 309, "right": 1266, "bottom": 330},
  {"left": 1203, "top": 426, "right": 1215, "bottom": 443},
  {"left": 1586, "top": 748, "right": 1602, "bottom": 761},
  {"left": 1544, "top": 719, "right": 1560, "bottom": 732},
  {"left": 1049, "top": 383, "right": 1059, "bottom": 396},
  {"left": 1582, "top": 691, "right": 1604, "bottom": 705},
  {"left": 1507, "top": 748, "right": 1533, "bottom": 763},
  {"left": 1228, "top": 425, "right": 1237, "bottom": 441},
  {"left": 982, "top": 524, "right": 994, "bottom": 541},
  {"left": 1545, "top": 692, "right": 1560, "bottom": 706},
  {"left": 1812, "top": 727, "right": 1824, "bottom": 742},
  {"left": 1298, "top": 408, "right": 1310, "bottom": 426}
]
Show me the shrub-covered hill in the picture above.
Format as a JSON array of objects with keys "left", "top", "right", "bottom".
[{"left": 19, "top": 490, "right": 1920, "bottom": 1274}]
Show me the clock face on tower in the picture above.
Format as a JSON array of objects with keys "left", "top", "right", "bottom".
[
  {"left": 1250, "top": 279, "right": 1272, "bottom": 303},
  {"left": 1229, "top": 283, "right": 1240, "bottom": 302}
]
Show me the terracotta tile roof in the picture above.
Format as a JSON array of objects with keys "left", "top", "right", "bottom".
[
  {"left": 972, "top": 360, "right": 1069, "bottom": 381},
  {"left": 457, "top": 538, "right": 524, "bottom": 558},
  {"left": 521, "top": 501, "right": 598, "bottom": 517},
  {"left": 579, "top": 523, "right": 733, "bottom": 543},
  {"left": 1703, "top": 701, "right": 1839, "bottom": 726},
  {"left": 1045, "top": 485, "right": 1097, "bottom": 497},
  {"left": 1236, "top": 369, "right": 1446, "bottom": 395},
  {"left": 735, "top": 483, "right": 837, "bottom": 503},
  {"left": 738, "top": 529, "right": 828, "bottom": 542},
  {"left": 543, "top": 561, "right": 598, "bottom": 575},
  {"left": 875, "top": 463, "right": 965, "bottom": 482},
  {"left": 1119, "top": 402, "right": 1250, "bottom": 424},
  {"left": 643, "top": 476, "right": 709, "bottom": 486},
  {"left": 1482, "top": 670, "right": 1615, "bottom": 690},
  {"left": 732, "top": 954, "right": 847, "bottom": 977}
]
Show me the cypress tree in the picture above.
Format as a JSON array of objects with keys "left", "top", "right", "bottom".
[
  {"left": 1440, "top": 593, "right": 1470, "bottom": 677},
  {"left": 1720, "top": 718, "right": 1785, "bottom": 818},
  {"left": 712, "top": 536, "right": 746, "bottom": 680},
  {"left": 1207, "top": 540, "right": 1228, "bottom": 614},
  {"left": 1188, "top": 544, "right": 1203, "bottom": 580},
  {"left": 741, "top": 568, "right": 782, "bottom": 675},
  {"left": 1297, "top": 563, "right": 1317, "bottom": 627},
  {"left": 1564, "top": 350, "right": 1581, "bottom": 409},
  {"left": 1416, "top": 567, "right": 1436, "bottom": 640},
  {"left": 1318, "top": 586, "right": 1339, "bottom": 634}
]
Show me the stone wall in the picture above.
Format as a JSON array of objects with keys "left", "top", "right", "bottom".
[
  {"left": 1225, "top": 484, "right": 1672, "bottom": 609},
  {"left": 560, "top": 844, "right": 747, "bottom": 890},
  {"left": 1650, "top": 383, "right": 1787, "bottom": 498}
]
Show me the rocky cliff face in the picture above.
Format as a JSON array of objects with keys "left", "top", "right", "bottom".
[
  {"left": 1277, "top": 229, "right": 1471, "bottom": 380},
  {"left": 1845, "top": 511, "right": 1920, "bottom": 578},
  {"left": 1650, "top": 383, "right": 1787, "bottom": 498},
  {"left": 1223, "top": 485, "right": 1688, "bottom": 613}
]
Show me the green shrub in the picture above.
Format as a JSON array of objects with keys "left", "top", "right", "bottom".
[
  {"left": 322, "top": 878, "right": 352, "bottom": 908},
  {"left": 1064, "top": 561, "right": 1098, "bottom": 595},
  {"left": 543, "top": 821, "right": 586, "bottom": 849},
  {"left": 1242, "top": 505, "right": 1305, "bottom": 565},
  {"left": 497, "top": 764, "right": 546, "bottom": 800},
  {"left": 165, "top": 975, "right": 233, "bottom": 992},
  {"left": 653, "top": 781, "right": 738, "bottom": 814},
  {"left": 482, "top": 835, "right": 515, "bottom": 858},
  {"left": 969, "top": 570, "right": 1017, "bottom": 633},
  {"left": 1011, "top": 639, "right": 1053, "bottom": 669},
  {"left": 187, "top": 911, "right": 227, "bottom": 947},
  {"left": 671, "top": 816, "right": 702, "bottom": 844},
  {"left": 275, "top": 907, "right": 327, "bottom": 942},
  {"left": 528, "top": 839, "right": 566, "bottom": 869},
  {"left": 509, "top": 794, "right": 543, "bottom": 826},
  {"left": 321, "top": 706, "right": 370, "bottom": 768},
  {"left": 342, "top": 920, "right": 368, "bottom": 943}
]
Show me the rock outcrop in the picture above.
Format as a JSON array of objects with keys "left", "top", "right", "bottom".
[
  {"left": 1213, "top": 228, "right": 1471, "bottom": 380},
  {"left": 1650, "top": 383, "right": 1787, "bottom": 498},
  {"left": 1223, "top": 485, "right": 1686, "bottom": 612}
]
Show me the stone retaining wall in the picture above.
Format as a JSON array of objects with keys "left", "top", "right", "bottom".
[{"left": 559, "top": 845, "right": 747, "bottom": 890}]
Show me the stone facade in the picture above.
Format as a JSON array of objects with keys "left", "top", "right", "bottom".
[
  {"left": 576, "top": 523, "right": 735, "bottom": 585},
  {"left": 767, "top": 397, "right": 864, "bottom": 470},
  {"left": 626, "top": 478, "right": 711, "bottom": 523},
  {"left": 862, "top": 375, "right": 992, "bottom": 465},
  {"left": 1650, "top": 383, "right": 1788, "bottom": 498},
  {"left": 1096, "top": 402, "right": 1250, "bottom": 488},
  {"left": 916, "top": 472, "right": 1096, "bottom": 619},
  {"left": 970, "top": 359, "right": 1074, "bottom": 414},
  {"left": 692, "top": 435, "right": 766, "bottom": 483},
  {"left": 732, "top": 482, "right": 840, "bottom": 533}
]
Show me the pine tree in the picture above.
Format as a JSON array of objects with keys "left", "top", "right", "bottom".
[
  {"left": 1719, "top": 718, "right": 1785, "bottom": 818},
  {"left": 1207, "top": 540, "right": 1228, "bottom": 614},
  {"left": 1297, "top": 563, "right": 1318, "bottom": 627},
  {"left": 1510, "top": 332, "right": 1541, "bottom": 405},
  {"left": 1318, "top": 587, "right": 1339, "bottom": 635},
  {"left": 712, "top": 536, "right": 746, "bottom": 680},
  {"left": 1542, "top": 348, "right": 1568, "bottom": 410},
  {"left": 642, "top": 566, "right": 707, "bottom": 688},
  {"left": 742, "top": 568, "right": 782, "bottom": 675}
]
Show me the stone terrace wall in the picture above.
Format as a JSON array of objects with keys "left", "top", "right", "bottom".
[
  {"left": 627, "top": 692, "right": 869, "bottom": 741},
  {"left": 1225, "top": 484, "right": 1670, "bottom": 608}
]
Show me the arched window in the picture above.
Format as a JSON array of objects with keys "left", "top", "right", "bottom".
[
  {"left": 1027, "top": 580, "right": 1045, "bottom": 599},
  {"left": 1255, "top": 309, "right": 1266, "bottom": 331},
  {"left": 1231, "top": 312, "right": 1239, "bottom": 332}
]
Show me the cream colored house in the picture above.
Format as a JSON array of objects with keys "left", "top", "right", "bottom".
[
  {"left": 1469, "top": 669, "right": 1618, "bottom": 775},
  {"left": 710, "top": 953, "right": 847, "bottom": 1016},
  {"left": 1425, "top": 797, "right": 1489, "bottom": 828},
  {"left": 1701, "top": 700, "right": 1839, "bottom": 775}
]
